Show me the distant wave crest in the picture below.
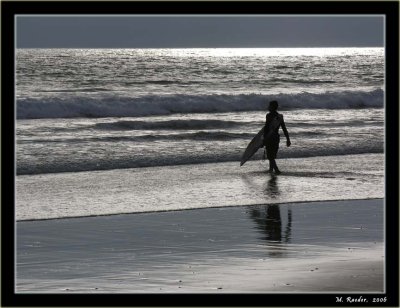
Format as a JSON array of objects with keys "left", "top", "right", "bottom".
[
  {"left": 93, "top": 119, "right": 243, "bottom": 130},
  {"left": 17, "top": 89, "right": 383, "bottom": 119}
]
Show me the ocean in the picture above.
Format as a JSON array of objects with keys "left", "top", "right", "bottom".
[{"left": 16, "top": 48, "right": 385, "bottom": 220}]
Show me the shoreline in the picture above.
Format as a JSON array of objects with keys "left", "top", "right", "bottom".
[
  {"left": 16, "top": 153, "right": 384, "bottom": 221},
  {"left": 18, "top": 197, "right": 383, "bottom": 223}
]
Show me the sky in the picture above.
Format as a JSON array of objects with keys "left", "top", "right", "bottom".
[{"left": 16, "top": 16, "right": 384, "bottom": 48}]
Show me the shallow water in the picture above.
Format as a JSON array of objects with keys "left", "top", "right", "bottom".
[{"left": 16, "top": 154, "right": 384, "bottom": 221}]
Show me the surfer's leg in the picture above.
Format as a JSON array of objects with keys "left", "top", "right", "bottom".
[
  {"left": 268, "top": 160, "right": 273, "bottom": 173},
  {"left": 271, "top": 159, "right": 281, "bottom": 174}
]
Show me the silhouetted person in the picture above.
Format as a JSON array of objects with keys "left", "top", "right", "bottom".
[{"left": 263, "top": 100, "right": 291, "bottom": 174}]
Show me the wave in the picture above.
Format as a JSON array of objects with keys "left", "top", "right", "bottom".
[
  {"left": 93, "top": 119, "right": 244, "bottom": 130},
  {"left": 17, "top": 89, "right": 383, "bottom": 119},
  {"left": 38, "top": 87, "right": 111, "bottom": 93},
  {"left": 268, "top": 78, "right": 337, "bottom": 84},
  {"left": 20, "top": 131, "right": 255, "bottom": 144}
]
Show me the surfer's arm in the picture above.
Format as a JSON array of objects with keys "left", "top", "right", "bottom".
[{"left": 281, "top": 116, "right": 291, "bottom": 146}]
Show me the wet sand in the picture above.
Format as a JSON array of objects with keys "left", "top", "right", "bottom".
[{"left": 16, "top": 199, "right": 384, "bottom": 293}]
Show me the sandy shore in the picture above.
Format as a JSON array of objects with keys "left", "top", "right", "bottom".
[{"left": 16, "top": 199, "right": 384, "bottom": 293}]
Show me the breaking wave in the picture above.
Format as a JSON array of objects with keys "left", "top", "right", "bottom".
[
  {"left": 93, "top": 119, "right": 243, "bottom": 130},
  {"left": 17, "top": 89, "right": 383, "bottom": 119}
]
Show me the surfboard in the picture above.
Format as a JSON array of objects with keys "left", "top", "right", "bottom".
[
  {"left": 240, "top": 115, "right": 282, "bottom": 166},
  {"left": 240, "top": 126, "right": 264, "bottom": 166}
]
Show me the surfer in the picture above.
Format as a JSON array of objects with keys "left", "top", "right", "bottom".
[{"left": 264, "top": 100, "right": 291, "bottom": 174}]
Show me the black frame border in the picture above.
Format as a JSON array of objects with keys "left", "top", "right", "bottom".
[{"left": 2, "top": 1, "right": 399, "bottom": 307}]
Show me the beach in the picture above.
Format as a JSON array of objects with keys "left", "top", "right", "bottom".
[
  {"left": 15, "top": 47, "right": 385, "bottom": 295},
  {"left": 16, "top": 154, "right": 384, "bottom": 293}
]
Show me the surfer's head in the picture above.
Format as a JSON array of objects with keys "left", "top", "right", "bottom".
[{"left": 268, "top": 100, "right": 278, "bottom": 112}]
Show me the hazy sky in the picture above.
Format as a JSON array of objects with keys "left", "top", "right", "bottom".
[{"left": 16, "top": 16, "right": 384, "bottom": 48}]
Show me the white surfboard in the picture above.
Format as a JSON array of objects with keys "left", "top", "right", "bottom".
[
  {"left": 240, "top": 127, "right": 265, "bottom": 166},
  {"left": 240, "top": 115, "right": 281, "bottom": 166}
]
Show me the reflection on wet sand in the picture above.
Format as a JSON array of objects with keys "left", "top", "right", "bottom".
[
  {"left": 249, "top": 206, "right": 292, "bottom": 241},
  {"left": 248, "top": 174, "right": 292, "bottom": 256}
]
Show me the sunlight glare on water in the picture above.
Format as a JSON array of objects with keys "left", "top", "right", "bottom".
[{"left": 127, "top": 47, "right": 383, "bottom": 58}]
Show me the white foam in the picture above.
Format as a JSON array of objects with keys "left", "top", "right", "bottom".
[{"left": 17, "top": 89, "right": 383, "bottom": 119}]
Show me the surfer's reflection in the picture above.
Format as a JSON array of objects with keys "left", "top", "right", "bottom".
[
  {"left": 249, "top": 203, "right": 292, "bottom": 257},
  {"left": 264, "top": 175, "right": 280, "bottom": 198},
  {"left": 242, "top": 173, "right": 292, "bottom": 254},
  {"left": 249, "top": 205, "right": 291, "bottom": 243}
]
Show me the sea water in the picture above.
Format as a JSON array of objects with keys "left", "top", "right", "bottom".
[{"left": 16, "top": 48, "right": 385, "bottom": 219}]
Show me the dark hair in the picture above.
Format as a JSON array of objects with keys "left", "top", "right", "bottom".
[{"left": 268, "top": 100, "right": 278, "bottom": 112}]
